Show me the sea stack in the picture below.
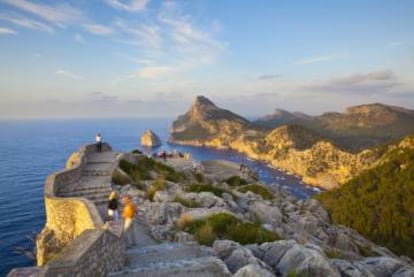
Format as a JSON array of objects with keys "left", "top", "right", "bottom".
[{"left": 141, "top": 129, "right": 162, "bottom": 147}]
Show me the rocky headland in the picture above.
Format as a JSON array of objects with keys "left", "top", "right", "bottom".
[
  {"left": 169, "top": 96, "right": 414, "bottom": 190},
  {"left": 141, "top": 129, "right": 162, "bottom": 147}
]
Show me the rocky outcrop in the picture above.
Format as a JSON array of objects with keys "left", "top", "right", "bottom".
[
  {"left": 141, "top": 129, "right": 162, "bottom": 147},
  {"left": 169, "top": 96, "right": 414, "bottom": 190}
]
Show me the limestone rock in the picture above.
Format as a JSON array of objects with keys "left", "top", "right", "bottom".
[
  {"left": 233, "top": 264, "right": 275, "bottom": 277},
  {"left": 141, "top": 129, "right": 162, "bottom": 147}
]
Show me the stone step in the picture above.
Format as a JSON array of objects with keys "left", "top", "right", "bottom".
[
  {"left": 81, "top": 170, "right": 112, "bottom": 176},
  {"left": 108, "top": 256, "right": 231, "bottom": 277},
  {"left": 125, "top": 243, "right": 212, "bottom": 268}
]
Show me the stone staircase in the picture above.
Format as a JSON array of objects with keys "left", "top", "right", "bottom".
[
  {"left": 109, "top": 243, "right": 231, "bottom": 277},
  {"left": 58, "top": 151, "right": 119, "bottom": 207}
]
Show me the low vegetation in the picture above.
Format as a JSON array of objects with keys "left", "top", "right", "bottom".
[
  {"left": 173, "top": 195, "right": 200, "bottom": 208},
  {"left": 119, "top": 157, "right": 185, "bottom": 183},
  {"left": 147, "top": 177, "right": 167, "bottom": 201},
  {"left": 316, "top": 147, "right": 414, "bottom": 258},
  {"left": 178, "top": 213, "right": 280, "bottom": 246},
  {"left": 225, "top": 175, "right": 247, "bottom": 187},
  {"left": 111, "top": 170, "right": 130, "bottom": 186},
  {"left": 185, "top": 184, "right": 229, "bottom": 198},
  {"left": 238, "top": 184, "right": 274, "bottom": 200}
]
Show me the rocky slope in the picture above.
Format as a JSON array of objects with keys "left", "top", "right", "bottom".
[
  {"left": 256, "top": 103, "right": 414, "bottom": 150},
  {"left": 115, "top": 155, "right": 414, "bottom": 277},
  {"left": 170, "top": 97, "right": 400, "bottom": 189}
]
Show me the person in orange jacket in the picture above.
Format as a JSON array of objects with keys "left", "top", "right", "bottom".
[{"left": 122, "top": 195, "right": 137, "bottom": 246}]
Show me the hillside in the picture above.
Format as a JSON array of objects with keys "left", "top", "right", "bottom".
[
  {"left": 169, "top": 96, "right": 385, "bottom": 189},
  {"left": 256, "top": 103, "right": 414, "bottom": 151},
  {"left": 316, "top": 135, "right": 414, "bottom": 258}
]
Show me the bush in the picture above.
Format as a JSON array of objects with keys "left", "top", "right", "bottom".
[
  {"left": 111, "top": 171, "right": 130, "bottom": 186},
  {"left": 185, "top": 184, "right": 228, "bottom": 198},
  {"left": 147, "top": 177, "right": 167, "bottom": 200},
  {"left": 173, "top": 195, "right": 200, "bottom": 208},
  {"left": 194, "top": 172, "right": 206, "bottom": 183},
  {"left": 238, "top": 184, "right": 274, "bottom": 200},
  {"left": 225, "top": 175, "right": 247, "bottom": 187},
  {"left": 179, "top": 213, "right": 280, "bottom": 246}
]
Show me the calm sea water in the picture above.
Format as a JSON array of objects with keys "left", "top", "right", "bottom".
[{"left": 0, "top": 118, "right": 318, "bottom": 276}]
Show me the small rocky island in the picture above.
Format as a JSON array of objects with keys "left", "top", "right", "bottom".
[
  {"left": 141, "top": 129, "right": 162, "bottom": 147},
  {"left": 9, "top": 142, "right": 414, "bottom": 276}
]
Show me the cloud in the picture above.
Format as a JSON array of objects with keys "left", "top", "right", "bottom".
[
  {"left": 114, "top": 20, "right": 161, "bottom": 50},
  {"left": 2, "top": 0, "right": 83, "bottom": 26},
  {"left": 83, "top": 24, "right": 114, "bottom": 36},
  {"left": 130, "top": 65, "right": 175, "bottom": 79},
  {"left": 304, "top": 69, "right": 398, "bottom": 93},
  {"left": 104, "top": 0, "right": 150, "bottom": 12},
  {"left": 386, "top": 41, "right": 402, "bottom": 47},
  {"left": 0, "top": 13, "right": 54, "bottom": 33},
  {"left": 0, "top": 26, "right": 17, "bottom": 35},
  {"left": 56, "top": 69, "right": 83, "bottom": 80},
  {"left": 88, "top": 91, "right": 118, "bottom": 103},
  {"left": 294, "top": 54, "right": 339, "bottom": 65},
  {"left": 258, "top": 74, "right": 282, "bottom": 80}
]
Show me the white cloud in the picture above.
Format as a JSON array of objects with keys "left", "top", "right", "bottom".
[
  {"left": 115, "top": 19, "right": 161, "bottom": 50},
  {"left": 2, "top": 0, "right": 83, "bottom": 26},
  {"left": 386, "top": 41, "right": 402, "bottom": 47},
  {"left": 130, "top": 65, "right": 175, "bottom": 79},
  {"left": 56, "top": 69, "right": 83, "bottom": 80},
  {"left": 104, "top": 0, "right": 150, "bottom": 12},
  {"left": 83, "top": 24, "right": 114, "bottom": 36},
  {"left": 0, "top": 26, "right": 17, "bottom": 35},
  {"left": 294, "top": 54, "right": 339, "bottom": 65},
  {"left": 0, "top": 13, "right": 54, "bottom": 33}
]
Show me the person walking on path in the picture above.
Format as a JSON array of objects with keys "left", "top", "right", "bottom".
[
  {"left": 107, "top": 191, "right": 119, "bottom": 221},
  {"left": 96, "top": 133, "right": 103, "bottom": 152},
  {"left": 122, "top": 195, "right": 137, "bottom": 246}
]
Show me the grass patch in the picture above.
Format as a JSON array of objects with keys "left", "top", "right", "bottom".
[
  {"left": 225, "top": 175, "right": 247, "bottom": 187},
  {"left": 185, "top": 184, "right": 228, "bottom": 198},
  {"left": 147, "top": 177, "right": 167, "bottom": 201},
  {"left": 173, "top": 195, "right": 200, "bottom": 208},
  {"left": 357, "top": 244, "right": 378, "bottom": 257},
  {"left": 111, "top": 170, "right": 130, "bottom": 186},
  {"left": 120, "top": 158, "right": 185, "bottom": 183},
  {"left": 179, "top": 213, "right": 280, "bottom": 246},
  {"left": 238, "top": 184, "right": 274, "bottom": 200},
  {"left": 193, "top": 172, "right": 206, "bottom": 183},
  {"left": 324, "top": 249, "right": 344, "bottom": 259}
]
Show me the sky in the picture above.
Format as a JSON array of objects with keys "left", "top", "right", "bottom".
[{"left": 0, "top": 0, "right": 413, "bottom": 119}]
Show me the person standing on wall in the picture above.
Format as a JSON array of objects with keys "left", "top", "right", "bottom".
[
  {"left": 122, "top": 195, "right": 137, "bottom": 247},
  {"left": 96, "top": 133, "right": 102, "bottom": 152}
]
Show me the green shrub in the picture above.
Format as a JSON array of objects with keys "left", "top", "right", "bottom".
[
  {"left": 180, "top": 213, "right": 280, "bottom": 246},
  {"left": 357, "top": 244, "right": 379, "bottom": 257},
  {"left": 147, "top": 177, "right": 167, "bottom": 200},
  {"left": 238, "top": 184, "right": 274, "bottom": 200},
  {"left": 185, "top": 184, "right": 228, "bottom": 198},
  {"left": 111, "top": 171, "right": 130, "bottom": 186},
  {"left": 173, "top": 195, "right": 200, "bottom": 208},
  {"left": 194, "top": 172, "right": 206, "bottom": 183},
  {"left": 225, "top": 175, "right": 247, "bottom": 187}
]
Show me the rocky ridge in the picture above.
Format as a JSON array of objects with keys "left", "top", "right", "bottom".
[
  {"left": 141, "top": 129, "right": 162, "bottom": 147},
  {"left": 169, "top": 96, "right": 414, "bottom": 189},
  {"left": 115, "top": 154, "right": 414, "bottom": 277}
]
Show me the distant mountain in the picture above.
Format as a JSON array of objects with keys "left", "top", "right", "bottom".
[
  {"left": 169, "top": 96, "right": 250, "bottom": 144},
  {"left": 255, "top": 109, "right": 312, "bottom": 128},
  {"left": 256, "top": 103, "right": 414, "bottom": 151},
  {"left": 316, "top": 135, "right": 414, "bottom": 258}
]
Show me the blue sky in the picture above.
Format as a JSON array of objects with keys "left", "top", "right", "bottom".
[{"left": 0, "top": 0, "right": 413, "bottom": 118}]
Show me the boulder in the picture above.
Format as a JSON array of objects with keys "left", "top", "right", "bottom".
[
  {"left": 141, "top": 129, "right": 162, "bottom": 147},
  {"left": 247, "top": 202, "right": 283, "bottom": 227},
  {"left": 260, "top": 240, "right": 340, "bottom": 277},
  {"left": 233, "top": 264, "right": 275, "bottom": 277}
]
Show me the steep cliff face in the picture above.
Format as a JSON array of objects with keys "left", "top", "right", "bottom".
[
  {"left": 169, "top": 96, "right": 250, "bottom": 146},
  {"left": 169, "top": 96, "right": 412, "bottom": 189}
]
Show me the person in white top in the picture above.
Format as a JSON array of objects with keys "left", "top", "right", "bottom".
[{"left": 96, "top": 133, "right": 102, "bottom": 152}]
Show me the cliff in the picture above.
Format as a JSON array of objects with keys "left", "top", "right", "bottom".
[{"left": 169, "top": 96, "right": 412, "bottom": 189}]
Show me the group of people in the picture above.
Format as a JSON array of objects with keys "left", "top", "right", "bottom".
[{"left": 107, "top": 191, "right": 137, "bottom": 246}]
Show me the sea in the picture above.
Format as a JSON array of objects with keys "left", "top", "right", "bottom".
[{"left": 0, "top": 118, "right": 320, "bottom": 276}]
